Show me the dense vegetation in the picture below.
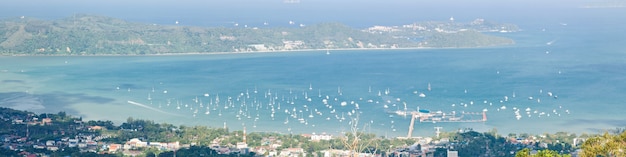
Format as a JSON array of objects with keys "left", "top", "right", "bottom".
[
  {"left": 578, "top": 131, "right": 626, "bottom": 157},
  {"left": 0, "top": 14, "right": 515, "bottom": 55},
  {"left": 515, "top": 148, "right": 571, "bottom": 157},
  {"left": 3, "top": 107, "right": 622, "bottom": 156},
  {"left": 423, "top": 30, "right": 514, "bottom": 47}
]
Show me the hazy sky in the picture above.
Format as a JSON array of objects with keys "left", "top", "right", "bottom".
[{"left": 0, "top": 0, "right": 598, "bottom": 27}]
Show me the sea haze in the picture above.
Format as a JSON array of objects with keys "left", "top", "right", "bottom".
[{"left": 0, "top": 0, "right": 596, "bottom": 27}]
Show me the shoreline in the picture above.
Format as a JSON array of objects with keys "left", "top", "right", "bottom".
[
  {"left": 0, "top": 45, "right": 511, "bottom": 57},
  {"left": 0, "top": 103, "right": 614, "bottom": 138}
]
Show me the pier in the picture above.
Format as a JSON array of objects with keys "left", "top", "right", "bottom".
[{"left": 404, "top": 110, "right": 486, "bottom": 138}]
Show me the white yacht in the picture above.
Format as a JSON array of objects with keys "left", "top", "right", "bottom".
[{"left": 419, "top": 93, "right": 426, "bottom": 98}]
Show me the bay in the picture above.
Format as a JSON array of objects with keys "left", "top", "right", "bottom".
[{"left": 1, "top": 9, "right": 626, "bottom": 137}]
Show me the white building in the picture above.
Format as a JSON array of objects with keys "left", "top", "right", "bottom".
[{"left": 310, "top": 133, "right": 332, "bottom": 141}]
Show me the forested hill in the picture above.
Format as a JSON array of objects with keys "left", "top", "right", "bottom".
[{"left": 0, "top": 14, "right": 516, "bottom": 55}]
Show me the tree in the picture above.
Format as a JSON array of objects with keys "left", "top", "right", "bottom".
[
  {"left": 146, "top": 151, "right": 156, "bottom": 157},
  {"left": 158, "top": 151, "right": 175, "bottom": 157},
  {"left": 487, "top": 128, "right": 499, "bottom": 137},
  {"left": 450, "top": 131, "right": 519, "bottom": 157},
  {"left": 516, "top": 148, "right": 571, "bottom": 157},
  {"left": 340, "top": 113, "right": 378, "bottom": 157},
  {"left": 144, "top": 147, "right": 161, "bottom": 157},
  {"left": 515, "top": 148, "right": 531, "bottom": 157},
  {"left": 86, "top": 120, "right": 116, "bottom": 130},
  {"left": 535, "top": 150, "right": 570, "bottom": 157},
  {"left": 579, "top": 131, "right": 626, "bottom": 157},
  {"left": 0, "top": 147, "right": 19, "bottom": 156}
]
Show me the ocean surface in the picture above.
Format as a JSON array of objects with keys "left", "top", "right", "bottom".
[{"left": 1, "top": 8, "right": 626, "bottom": 138}]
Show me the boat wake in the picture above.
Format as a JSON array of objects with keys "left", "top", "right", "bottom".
[
  {"left": 127, "top": 100, "right": 183, "bottom": 117},
  {"left": 546, "top": 39, "right": 557, "bottom": 45}
]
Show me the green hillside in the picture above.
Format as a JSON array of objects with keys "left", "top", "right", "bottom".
[{"left": 0, "top": 14, "right": 516, "bottom": 55}]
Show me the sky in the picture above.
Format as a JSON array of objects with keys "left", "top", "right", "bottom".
[{"left": 0, "top": 0, "right": 604, "bottom": 27}]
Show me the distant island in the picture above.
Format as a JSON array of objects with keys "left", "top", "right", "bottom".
[{"left": 0, "top": 14, "right": 518, "bottom": 55}]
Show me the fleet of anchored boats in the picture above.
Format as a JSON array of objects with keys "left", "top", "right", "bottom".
[{"left": 116, "top": 81, "right": 571, "bottom": 135}]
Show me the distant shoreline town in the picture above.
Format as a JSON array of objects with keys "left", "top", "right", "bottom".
[
  {"left": 0, "top": 14, "right": 517, "bottom": 56},
  {"left": 0, "top": 46, "right": 489, "bottom": 57}
]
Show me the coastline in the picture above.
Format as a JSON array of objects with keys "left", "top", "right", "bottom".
[
  {"left": 1, "top": 44, "right": 623, "bottom": 137},
  {"left": 0, "top": 45, "right": 513, "bottom": 57},
  {"left": 1, "top": 47, "right": 427, "bottom": 57}
]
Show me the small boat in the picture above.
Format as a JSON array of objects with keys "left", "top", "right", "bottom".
[
  {"left": 318, "top": 89, "right": 321, "bottom": 97},
  {"left": 337, "top": 86, "right": 342, "bottom": 95}
]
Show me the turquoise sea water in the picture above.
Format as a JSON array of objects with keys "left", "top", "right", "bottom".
[{"left": 2, "top": 9, "right": 626, "bottom": 138}]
